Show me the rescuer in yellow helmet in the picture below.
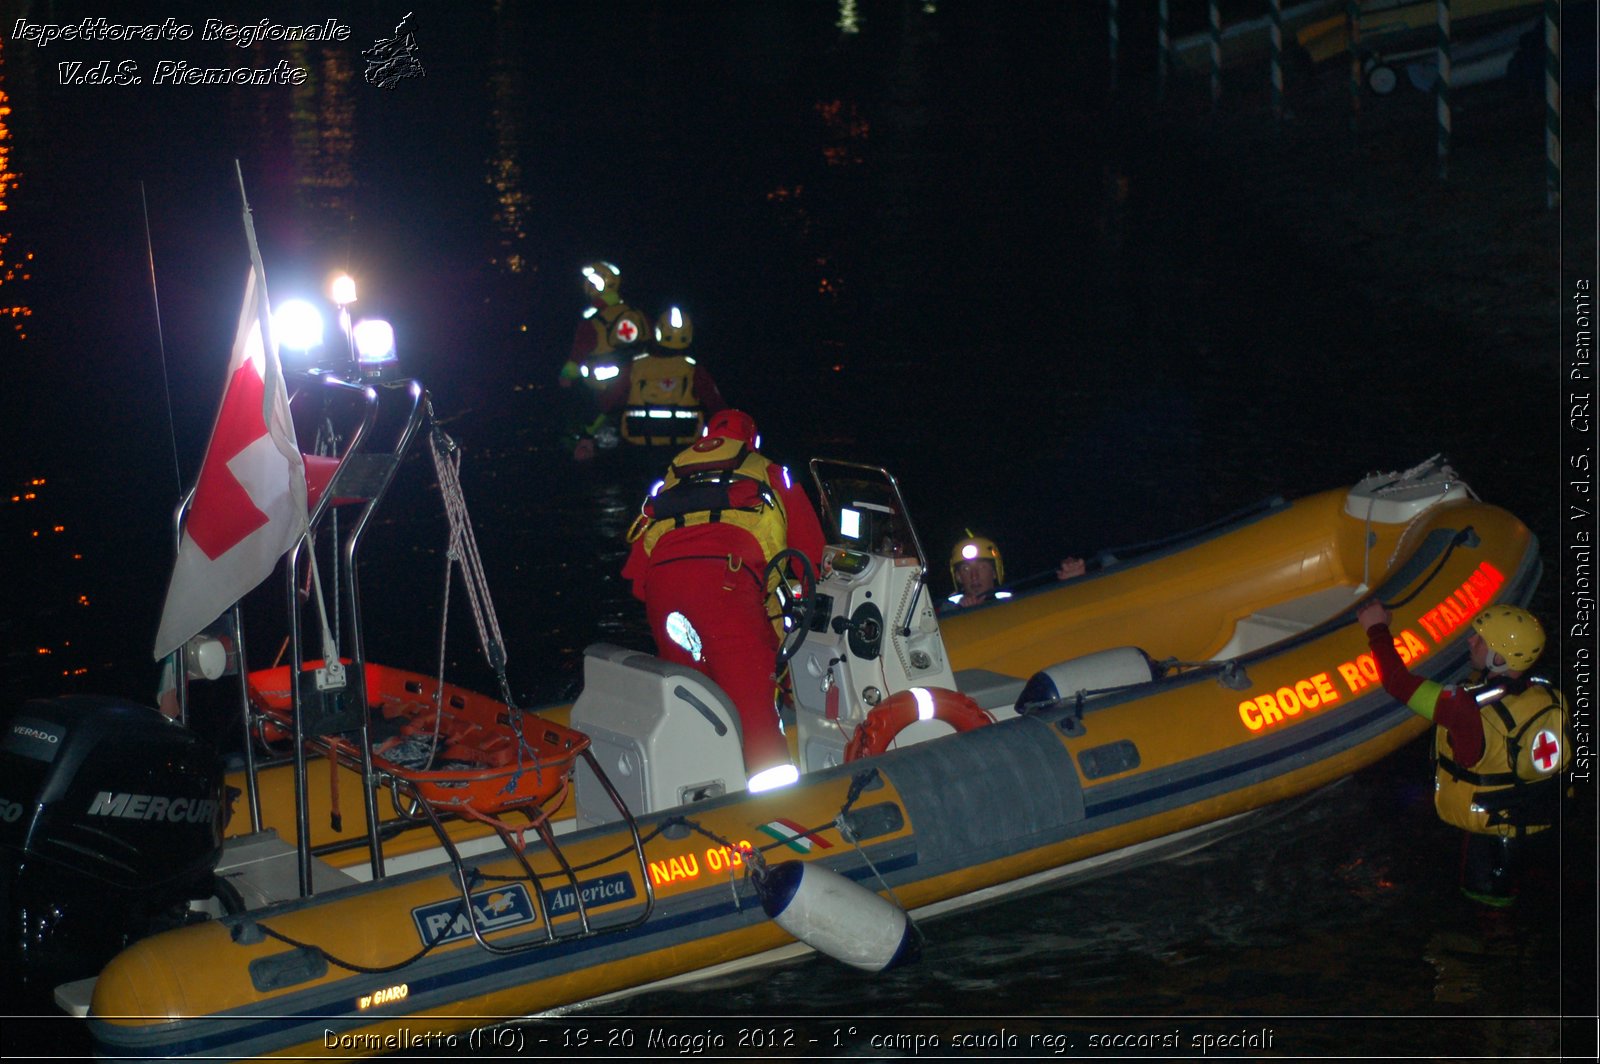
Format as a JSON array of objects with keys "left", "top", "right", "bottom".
[
  {"left": 566, "top": 262, "right": 650, "bottom": 388},
  {"left": 581, "top": 260, "right": 622, "bottom": 306},
  {"left": 558, "top": 261, "right": 649, "bottom": 459},
  {"left": 942, "top": 532, "right": 1088, "bottom": 614},
  {"left": 1356, "top": 600, "right": 1571, "bottom": 907},
  {"left": 598, "top": 305, "right": 728, "bottom": 447},
  {"left": 654, "top": 304, "right": 693, "bottom": 350},
  {"left": 946, "top": 533, "right": 1006, "bottom": 611}
]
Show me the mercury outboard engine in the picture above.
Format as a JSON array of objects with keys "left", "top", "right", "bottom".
[{"left": 0, "top": 696, "right": 227, "bottom": 1000}]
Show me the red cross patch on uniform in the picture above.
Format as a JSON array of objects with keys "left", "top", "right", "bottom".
[
  {"left": 615, "top": 318, "right": 639, "bottom": 343},
  {"left": 1530, "top": 729, "right": 1561, "bottom": 773}
]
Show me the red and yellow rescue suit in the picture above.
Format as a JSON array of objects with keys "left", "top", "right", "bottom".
[
  {"left": 623, "top": 436, "right": 825, "bottom": 776},
  {"left": 1365, "top": 621, "right": 1570, "bottom": 837}
]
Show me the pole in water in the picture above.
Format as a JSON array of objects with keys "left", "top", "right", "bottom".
[
  {"left": 1436, "top": 0, "right": 1452, "bottom": 181},
  {"left": 1544, "top": 0, "right": 1561, "bottom": 209},
  {"left": 754, "top": 860, "right": 921, "bottom": 973}
]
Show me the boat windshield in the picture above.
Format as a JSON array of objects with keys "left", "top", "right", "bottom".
[{"left": 807, "top": 459, "right": 927, "bottom": 567}]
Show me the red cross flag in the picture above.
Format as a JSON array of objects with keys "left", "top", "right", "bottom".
[{"left": 154, "top": 267, "right": 307, "bottom": 659}]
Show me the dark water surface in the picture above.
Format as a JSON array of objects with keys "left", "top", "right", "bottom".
[{"left": 1, "top": 0, "right": 1593, "bottom": 1058}]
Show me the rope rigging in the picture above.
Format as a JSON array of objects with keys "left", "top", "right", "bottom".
[
  {"left": 428, "top": 414, "right": 514, "bottom": 708},
  {"left": 420, "top": 410, "right": 570, "bottom": 809}
]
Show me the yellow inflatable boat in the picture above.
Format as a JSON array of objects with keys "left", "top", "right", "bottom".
[{"left": 4, "top": 368, "right": 1540, "bottom": 1062}]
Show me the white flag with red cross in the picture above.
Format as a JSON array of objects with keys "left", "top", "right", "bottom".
[{"left": 153, "top": 267, "right": 307, "bottom": 659}]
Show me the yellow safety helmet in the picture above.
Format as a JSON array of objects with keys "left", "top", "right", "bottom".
[
  {"left": 655, "top": 306, "right": 693, "bottom": 350},
  {"left": 1471, "top": 605, "right": 1545, "bottom": 674},
  {"left": 581, "top": 261, "right": 622, "bottom": 306},
  {"left": 949, "top": 531, "right": 1003, "bottom": 587}
]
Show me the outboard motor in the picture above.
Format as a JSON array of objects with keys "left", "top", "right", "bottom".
[{"left": 0, "top": 696, "right": 227, "bottom": 1000}]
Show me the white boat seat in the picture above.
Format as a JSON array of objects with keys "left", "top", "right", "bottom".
[
  {"left": 1213, "top": 585, "right": 1363, "bottom": 660},
  {"left": 954, "top": 668, "right": 1027, "bottom": 720},
  {"left": 211, "top": 829, "right": 363, "bottom": 909},
  {"left": 570, "top": 643, "right": 747, "bottom": 829}
]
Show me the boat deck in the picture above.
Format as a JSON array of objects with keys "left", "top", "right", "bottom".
[{"left": 1211, "top": 584, "right": 1364, "bottom": 659}]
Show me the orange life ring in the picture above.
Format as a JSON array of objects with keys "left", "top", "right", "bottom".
[{"left": 843, "top": 687, "right": 993, "bottom": 761}]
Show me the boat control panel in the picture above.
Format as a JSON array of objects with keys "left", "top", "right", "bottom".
[{"left": 792, "top": 462, "right": 959, "bottom": 772}]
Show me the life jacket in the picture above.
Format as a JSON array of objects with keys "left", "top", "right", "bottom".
[
  {"left": 579, "top": 304, "right": 650, "bottom": 388},
  {"left": 633, "top": 437, "right": 789, "bottom": 566},
  {"left": 1434, "top": 675, "right": 1570, "bottom": 837},
  {"left": 621, "top": 353, "right": 703, "bottom": 446}
]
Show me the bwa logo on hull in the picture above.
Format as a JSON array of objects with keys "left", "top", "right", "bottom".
[
  {"left": 412, "top": 884, "right": 538, "bottom": 947},
  {"left": 410, "top": 873, "right": 639, "bottom": 947}
]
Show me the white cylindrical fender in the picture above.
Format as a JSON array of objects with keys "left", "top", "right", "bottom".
[
  {"left": 1015, "top": 646, "right": 1156, "bottom": 713},
  {"left": 755, "top": 861, "right": 920, "bottom": 972}
]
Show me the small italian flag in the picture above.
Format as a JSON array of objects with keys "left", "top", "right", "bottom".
[{"left": 757, "top": 818, "right": 833, "bottom": 854}]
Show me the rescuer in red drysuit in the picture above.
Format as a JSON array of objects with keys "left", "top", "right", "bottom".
[
  {"left": 1355, "top": 599, "right": 1570, "bottom": 907},
  {"left": 622, "top": 409, "right": 825, "bottom": 791}
]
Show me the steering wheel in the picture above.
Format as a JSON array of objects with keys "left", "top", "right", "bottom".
[{"left": 763, "top": 548, "right": 818, "bottom": 670}]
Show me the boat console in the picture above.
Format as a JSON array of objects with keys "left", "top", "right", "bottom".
[{"left": 788, "top": 460, "right": 959, "bottom": 771}]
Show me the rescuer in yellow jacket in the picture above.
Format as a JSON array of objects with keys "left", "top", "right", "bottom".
[
  {"left": 557, "top": 261, "right": 650, "bottom": 459},
  {"left": 1356, "top": 600, "right": 1571, "bottom": 907},
  {"left": 600, "top": 306, "right": 727, "bottom": 446}
]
